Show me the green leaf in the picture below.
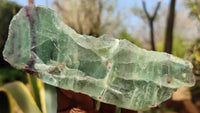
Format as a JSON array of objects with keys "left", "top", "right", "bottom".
[
  {"left": 3, "top": 5, "right": 195, "bottom": 110},
  {"left": 0, "top": 89, "right": 13, "bottom": 113},
  {"left": 27, "top": 73, "right": 57, "bottom": 113},
  {"left": 44, "top": 84, "right": 57, "bottom": 113},
  {"left": 27, "top": 73, "right": 45, "bottom": 113},
  {"left": 2, "top": 81, "right": 41, "bottom": 113}
]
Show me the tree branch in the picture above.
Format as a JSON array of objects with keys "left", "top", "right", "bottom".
[
  {"left": 142, "top": 0, "right": 150, "bottom": 20},
  {"left": 142, "top": 0, "right": 161, "bottom": 20},
  {"left": 152, "top": 1, "right": 161, "bottom": 20},
  {"left": 142, "top": 0, "right": 162, "bottom": 51}
]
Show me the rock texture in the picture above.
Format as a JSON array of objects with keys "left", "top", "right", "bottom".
[{"left": 3, "top": 5, "right": 195, "bottom": 110}]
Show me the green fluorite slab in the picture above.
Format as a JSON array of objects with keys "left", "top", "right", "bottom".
[{"left": 3, "top": 5, "right": 195, "bottom": 110}]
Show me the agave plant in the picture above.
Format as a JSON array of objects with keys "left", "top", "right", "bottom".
[{"left": 0, "top": 74, "right": 57, "bottom": 113}]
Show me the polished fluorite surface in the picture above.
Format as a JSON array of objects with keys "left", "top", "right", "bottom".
[{"left": 3, "top": 5, "right": 195, "bottom": 110}]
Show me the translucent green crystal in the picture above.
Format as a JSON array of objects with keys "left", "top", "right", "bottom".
[{"left": 3, "top": 5, "right": 195, "bottom": 110}]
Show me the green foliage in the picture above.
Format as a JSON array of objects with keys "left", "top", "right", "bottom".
[
  {"left": 0, "top": 0, "right": 21, "bottom": 66},
  {"left": 190, "top": 80, "right": 200, "bottom": 101},
  {"left": 44, "top": 84, "right": 57, "bottom": 113},
  {"left": 27, "top": 74, "right": 45, "bottom": 112},
  {"left": 117, "top": 29, "right": 143, "bottom": 47},
  {"left": 0, "top": 90, "right": 11, "bottom": 113},
  {"left": 156, "top": 34, "right": 191, "bottom": 58},
  {"left": 26, "top": 75, "right": 57, "bottom": 113},
  {"left": 0, "top": 1, "right": 26, "bottom": 87},
  {"left": 185, "top": 39, "right": 200, "bottom": 76},
  {"left": 0, "top": 0, "right": 21, "bottom": 39},
  {"left": 0, "top": 68, "right": 26, "bottom": 86},
  {"left": 171, "top": 35, "right": 191, "bottom": 58},
  {"left": 186, "top": 0, "right": 200, "bottom": 21},
  {"left": 0, "top": 79, "right": 57, "bottom": 113},
  {"left": 0, "top": 81, "right": 42, "bottom": 113}
]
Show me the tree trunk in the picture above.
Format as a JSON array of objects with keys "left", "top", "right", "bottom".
[
  {"left": 142, "top": 0, "right": 161, "bottom": 51},
  {"left": 149, "top": 20, "right": 155, "bottom": 51},
  {"left": 164, "top": 0, "right": 176, "bottom": 53}
]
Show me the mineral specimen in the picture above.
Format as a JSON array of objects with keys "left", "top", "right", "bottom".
[{"left": 3, "top": 5, "right": 195, "bottom": 110}]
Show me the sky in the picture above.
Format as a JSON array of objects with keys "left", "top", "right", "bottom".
[
  {"left": 10, "top": 0, "right": 171, "bottom": 30},
  {"left": 10, "top": 0, "right": 170, "bottom": 10},
  {"left": 10, "top": 0, "right": 197, "bottom": 40},
  {"left": 10, "top": 0, "right": 52, "bottom": 7}
]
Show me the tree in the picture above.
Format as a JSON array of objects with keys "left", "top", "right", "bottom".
[
  {"left": 117, "top": 29, "right": 142, "bottom": 47},
  {"left": 142, "top": 0, "right": 161, "bottom": 51},
  {"left": 185, "top": 39, "right": 200, "bottom": 76},
  {"left": 52, "top": 0, "right": 101, "bottom": 37},
  {"left": 164, "top": 0, "right": 176, "bottom": 53},
  {"left": 52, "top": 0, "right": 121, "bottom": 37},
  {"left": 156, "top": 34, "right": 191, "bottom": 58},
  {"left": 186, "top": 0, "right": 200, "bottom": 21}
]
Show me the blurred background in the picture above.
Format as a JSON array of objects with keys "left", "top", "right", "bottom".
[{"left": 0, "top": 0, "right": 200, "bottom": 113}]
